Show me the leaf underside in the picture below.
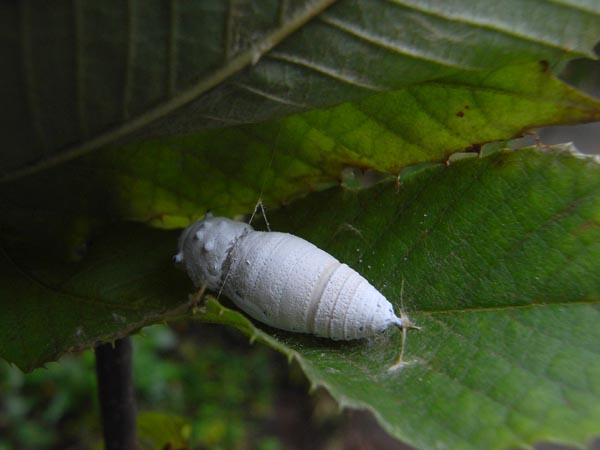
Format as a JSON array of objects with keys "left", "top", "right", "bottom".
[
  {"left": 2, "top": 62, "right": 600, "bottom": 248},
  {"left": 1, "top": 0, "right": 599, "bottom": 180}
]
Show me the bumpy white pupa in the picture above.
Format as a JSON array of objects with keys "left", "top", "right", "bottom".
[{"left": 174, "top": 213, "right": 407, "bottom": 341}]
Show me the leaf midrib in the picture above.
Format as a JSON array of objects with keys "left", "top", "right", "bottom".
[
  {"left": 0, "top": 0, "right": 338, "bottom": 184},
  {"left": 420, "top": 299, "right": 600, "bottom": 316}
]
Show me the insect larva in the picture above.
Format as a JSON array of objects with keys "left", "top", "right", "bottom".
[{"left": 174, "top": 213, "right": 416, "bottom": 363}]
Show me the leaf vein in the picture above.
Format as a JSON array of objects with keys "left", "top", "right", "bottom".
[
  {"left": 267, "top": 52, "right": 388, "bottom": 91},
  {"left": 19, "top": 0, "right": 47, "bottom": 150},
  {"left": 73, "top": 0, "right": 88, "bottom": 137},
  {"left": 388, "top": 0, "right": 589, "bottom": 55},
  {"left": 319, "top": 13, "right": 477, "bottom": 70},
  {"left": 231, "top": 81, "right": 311, "bottom": 109},
  {"left": 167, "top": 0, "right": 178, "bottom": 95},
  {"left": 123, "top": 0, "right": 136, "bottom": 120}
]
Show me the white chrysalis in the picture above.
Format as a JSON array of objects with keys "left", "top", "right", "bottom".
[{"left": 174, "top": 213, "right": 415, "bottom": 362}]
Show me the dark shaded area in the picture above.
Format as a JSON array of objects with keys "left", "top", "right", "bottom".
[{"left": 95, "top": 338, "right": 137, "bottom": 450}]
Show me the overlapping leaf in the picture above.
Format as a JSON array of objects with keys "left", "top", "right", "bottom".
[
  {"left": 1, "top": 0, "right": 599, "bottom": 180},
  {"left": 2, "top": 62, "right": 599, "bottom": 254}
]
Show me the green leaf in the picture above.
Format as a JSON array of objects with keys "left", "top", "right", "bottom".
[
  {"left": 0, "top": 225, "right": 187, "bottom": 371},
  {"left": 199, "top": 146, "right": 600, "bottom": 450},
  {"left": 137, "top": 411, "right": 190, "bottom": 450},
  {"left": 1, "top": 145, "right": 599, "bottom": 449},
  {"left": 1, "top": 0, "right": 599, "bottom": 180},
  {"left": 2, "top": 63, "right": 600, "bottom": 241}
]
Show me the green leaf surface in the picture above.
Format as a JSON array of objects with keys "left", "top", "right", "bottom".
[
  {"left": 2, "top": 0, "right": 599, "bottom": 180},
  {"left": 137, "top": 411, "right": 190, "bottom": 450},
  {"left": 2, "top": 63, "right": 600, "bottom": 243},
  {"left": 0, "top": 225, "right": 188, "bottom": 371},
  {"left": 198, "top": 146, "right": 600, "bottom": 450},
  {"left": 1, "top": 145, "right": 599, "bottom": 449}
]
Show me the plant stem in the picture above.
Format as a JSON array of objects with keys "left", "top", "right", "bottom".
[{"left": 95, "top": 337, "right": 138, "bottom": 450}]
